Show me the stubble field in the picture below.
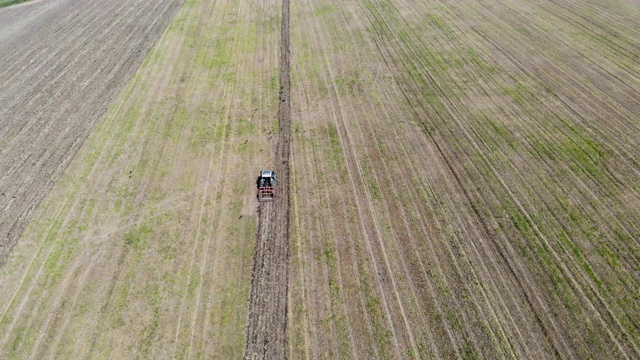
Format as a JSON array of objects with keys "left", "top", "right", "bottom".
[
  {"left": 0, "top": 0, "right": 638, "bottom": 358},
  {"left": 287, "top": 0, "right": 639, "bottom": 358},
  {"left": 1, "top": 0, "right": 279, "bottom": 357},
  {"left": 0, "top": 0, "right": 185, "bottom": 266}
]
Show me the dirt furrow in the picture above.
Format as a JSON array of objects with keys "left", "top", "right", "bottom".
[{"left": 243, "top": 0, "right": 291, "bottom": 357}]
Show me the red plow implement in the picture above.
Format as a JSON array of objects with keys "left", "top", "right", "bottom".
[{"left": 258, "top": 186, "right": 275, "bottom": 201}]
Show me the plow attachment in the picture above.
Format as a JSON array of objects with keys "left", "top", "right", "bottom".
[{"left": 258, "top": 186, "right": 275, "bottom": 201}]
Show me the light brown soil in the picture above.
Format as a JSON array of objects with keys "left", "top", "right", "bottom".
[{"left": 0, "top": 0, "right": 185, "bottom": 267}]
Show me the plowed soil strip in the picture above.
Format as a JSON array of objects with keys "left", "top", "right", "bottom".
[{"left": 243, "top": 0, "right": 291, "bottom": 359}]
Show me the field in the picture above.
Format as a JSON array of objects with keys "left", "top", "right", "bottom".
[
  {"left": 0, "top": 0, "right": 279, "bottom": 357},
  {"left": 1, "top": 0, "right": 639, "bottom": 358},
  {"left": 287, "top": 0, "right": 640, "bottom": 357},
  {"left": 0, "top": 0, "right": 185, "bottom": 266}
]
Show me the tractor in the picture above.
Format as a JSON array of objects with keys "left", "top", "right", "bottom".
[{"left": 257, "top": 170, "right": 276, "bottom": 201}]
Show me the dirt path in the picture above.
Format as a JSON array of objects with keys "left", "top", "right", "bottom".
[{"left": 243, "top": 0, "right": 291, "bottom": 358}]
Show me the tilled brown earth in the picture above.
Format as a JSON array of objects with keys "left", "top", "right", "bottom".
[
  {"left": 0, "top": 0, "right": 185, "bottom": 266},
  {"left": 244, "top": 0, "right": 291, "bottom": 358}
]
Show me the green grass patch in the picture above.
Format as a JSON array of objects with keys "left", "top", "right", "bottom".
[
  {"left": 507, "top": 205, "right": 533, "bottom": 238},
  {"left": 465, "top": 48, "right": 498, "bottom": 74},
  {"left": 235, "top": 117, "right": 259, "bottom": 137},
  {"left": 503, "top": 82, "right": 535, "bottom": 104},
  {"left": 9, "top": 326, "right": 26, "bottom": 358},
  {"left": 315, "top": 5, "right": 334, "bottom": 17},
  {"left": 558, "top": 233, "right": 603, "bottom": 289},
  {"left": 426, "top": 13, "right": 451, "bottom": 33},
  {"left": 362, "top": 160, "right": 382, "bottom": 201},
  {"left": 323, "top": 241, "right": 352, "bottom": 359},
  {"left": 365, "top": 292, "right": 392, "bottom": 358},
  {"left": 353, "top": 245, "right": 392, "bottom": 357},
  {"left": 44, "top": 235, "right": 78, "bottom": 285},
  {"left": 0, "top": 0, "right": 28, "bottom": 8},
  {"left": 123, "top": 224, "right": 152, "bottom": 252},
  {"left": 270, "top": 75, "right": 279, "bottom": 92},
  {"left": 485, "top": 118, "right": 517, "bottom": 150},
  {"left": 532, "top": 124, "right": 611, "bottom": 186},
  {"left": 504, "top": 204, "right": 586, "bottom": 313},
  {"left": 462, "top": 341, "right": 479, "bottom": 360},
  {"left": 326, "top": 123, "right": 344, "bottom": 173},
  {"left": 139, "top": 284, "right": 161, "bottom": 357}
]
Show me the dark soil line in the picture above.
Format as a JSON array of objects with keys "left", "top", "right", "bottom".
[{"left": 243, "top": 0, "right": 291, "bottom": 358}]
